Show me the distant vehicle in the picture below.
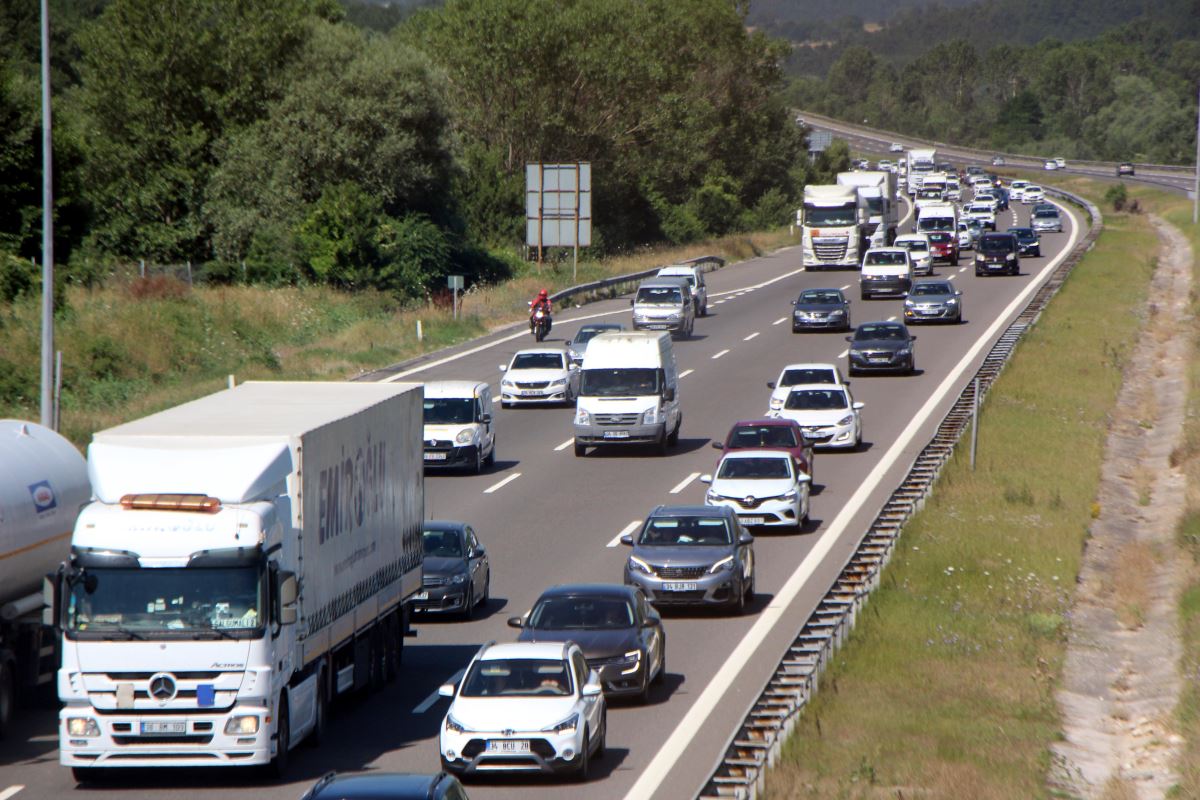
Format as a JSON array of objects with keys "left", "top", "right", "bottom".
[
  {"left": 795, "top": 115, "right": 805, "bottom": 126},
  {"left": 845, "top": 321, "right": 917, "bottom": 375},
  {"left": 500, "top": 349, "right": 580, "bottom": 407},
  {"left": 510, "top": 584, "right": 665, "bottom": 703},
  {"left": 860, "top": 247, "right": 914, "bottom": 299},
  {"left": 975, "top": 232, "right": 1020, "bottom": 276},
  {"left": 418, "top": 521, "right": 491, "bottom": 618},
  {"left": 925, "top": 231, "right": 959, "bottom": 265},
  {"left": 973, "top": 192, "right": 1000, "bottom": 213},
  {"left": 791, "top": 287, "right": 851, "bottom": 332},
  {"left": 1007, "top": 227, "right": 1042, "bottom": 257},
  {"left": 1054, "top": 157, "right": 1066, "bottom": 168},
  {"left": 702, "top": 451, "right": 811, "bottom": 531},
  {"left": 764, "top": 363, "right": 848, "bottom": 415},
  {"left": 1021, "top": 185, "right": 1046, "bottom": 204},
  {"left": 889, "top": 142, "right": 904, "bottom": 153},
  {"left": 567, "top": 323, "right": 624, "bottom": 365},
  {"left": 300, "top": 772, "right": 470, "bottom": 800},
  {"left": 904, "top": 279, "right": 963, "bottom": 325},
  {"left": 621, "top": 505, "right": 755, "bottom": 613},
  {"left": 893, "top": 233, "right": 934, "bottom": 277},
  {"left": 1031, "top": 207, "right": 1064, "bottom": 234},
  {"left": 963, "top": 203, "right": 996, "bottom": 230},
  {"left": 799, "top": 184, "right": 868, "bottom": 270},
  {"left": 1043, "top": 160, "right": 1058, "bottom": 171},
  {"left": 958, "top": 218, "right": 982, "bottom": 250},
  {"left": 1117, "top": 162, "right": 1135, "bottom": 177},
  {"left": 966, "top": 165, "right": 984, "bottom": 176},
  {"left": 438, "top": 641, "right": 606, "bottom": 779},
  {"left": 424, "top": 381, "right": 497, "bottom": 473},
  {"left": 771, "top": 384, "right": 864, "bottom": 450},
  {"left": 631, "top": 277, "right": 694, "bottom": 338},
  {"left": 1008, "top": 180, "right": 1030, "bottom": 202},
  {"left": 657, "top": 264, "right": 709, "bottom": 317},
  {"left": 991, "top": 155, "right": 1006, "bottom": 166},
  {"left": 714, "top": 418, "right": 816, "bottom": 480}
]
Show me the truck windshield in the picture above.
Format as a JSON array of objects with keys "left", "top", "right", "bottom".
[
  {"left": 803, "top": 205, "right": 856, "bottom": 226},
  {"left": 918, "top": 217, "right": 954, "bottom": 231},
  {"left": 66, "top": 566, "right": 264, "bottom": 639},
  {"left": 424, "top": 398, "right": 475, "bottom": 425},
  {"left": 579, "top": 368, "right": 660, "bottom": 397},
  {"left": 865, "top": 198, "right": 883, "bottom": 214}
]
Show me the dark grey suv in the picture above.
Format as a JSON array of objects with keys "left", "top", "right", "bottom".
[{"left": 621, "top": 505, "right": 754, "bottom": 614}]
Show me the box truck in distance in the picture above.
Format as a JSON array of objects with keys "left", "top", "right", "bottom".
[
  {"left": 0, "top": 420, "right": 90, "bottom": 739},
  {"left": 49, "top": 381, "right": 424, "bottom": 780}
]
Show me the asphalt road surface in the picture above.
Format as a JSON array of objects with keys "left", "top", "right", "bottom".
[{"left": 0, "top": 198, "right": 1083, "bottom": 800}]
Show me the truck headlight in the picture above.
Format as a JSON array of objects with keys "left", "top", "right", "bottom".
[
  {"left": 628, "top": 555, "right": 653, "bottom": 575},
  {"left": 224, "top": 715, "right": 260, "bottom": 735},
  {"left": 66, "top": 717, "right": 100, "bottom": 737},
  {"left": 575, "top": 408, "right": 590, "bottom": 425},
  {"left": 642, "top": 406, "right": 658, "bottom": 425},
  {"left": 455, "top": 429, "right": 474, "bottom": 444},
  {"left": 709, "top": 555, "right": 735, "bottom": 574},
  {"left": 544, "top": 713, "right": 579, "bottom": 734}
]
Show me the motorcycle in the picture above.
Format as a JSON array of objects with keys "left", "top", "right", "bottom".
[{"left": 530, "top": 308, "right": 551, "bottom": 342}]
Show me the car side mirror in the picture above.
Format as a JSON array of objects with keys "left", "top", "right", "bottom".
[
  {"left": 582, "top": 682, "right": 603, "bottom": 698},
  {"left": 852, "top": 402, "right": 865, "bottom": 410},
  {"left": 738, "top": 532, "right": 754, "bottom": 545},
  {"left": 507, "top": 616, "right": 524, "bottom": 628},
  {"left": 797, "top": 473, "right": 812, "bottom": 484},
  {"left": 641, "top": 617, "right": 658, "bottom": 628},
  {"left": 473, "top": 546, "right": 486, "bottom": 557},
  {"left": 438, "top": 684, "right": 456, "bottom": 698},
  {"left": 630, "top": 299, "right": 635, "bottom": 306},
  {"left": 845, "top": 336, "right": 853, "bottom": 342},
  {"left": 479, "top": 413, "right": 492, "bottom": 424},
  {"left": 909, "top": 336, "right": 917, "bottom": 341},
  {"left": 711, "top": 441, "right": 724, "bottom": 450},
  {"left": 663, "top": 387, "right": 675, "bottom": 402},
  {"left": 766, "top": 381, "right": 776, "bottom": 389},
  {"left": 699, "top": 474, "right": 713, "bottom": 484},
  {"left": 620, "top": 534, "right": 635, "bottom": 546}
]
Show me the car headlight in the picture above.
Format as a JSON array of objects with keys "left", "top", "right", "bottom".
[
  {"left": 709, "top": 555, "right": 735, "bottom": 574},
  {"left": 769, "top": 398, "right": 783, "bottom": 410},
  {"left": 549, "top": 378, "right": 567, "bottom": 387},
  {"left": 849, "top": 349, "right": 863, "bottom": 357},
  {"left": 455, "top": 429, "right": 474, "bottom": 444},
  {"left": 705, "top": 488, "right": 720, "bottom": 503},
  {"left": 781, "top": 490, "right": 799, "bottom": 503},
  {"left": 1006, "top": 253, "right": 1015, "bottom": 260},
  {"left": 501, "top": 379, "right": 515, "bottom": 388},
  {"left": 224, "top": 715, "right": 260, "bottom": 735},
  {"left": 642, "top": 406, "right": 658, "bottom": 425},
  {"left": 838, "top": 414, "right": 855, "bottom": 426},
  {"left": 904, "top": 300, "right": 914, "bottom": 308},
  {"left": 619, "top": 650, "right": 642, "bottom": 674},
  {"left": 897, "top": 347, "right": 911, "bottom": 356},
  {"left": 445, "top": 714, "right": 468, "bottom": 734},
  {"left": 451, "top": 573, "right": 467, "bottom": 584},
  {"left": 628, "top": 555, "right": 653, "bottom": 575},
  {"left": 66, "top": 717, "right": 100, "bottom": 737},
  {"left": 829, "top": 309, "right": 845, "bottom": 316},
  {"left": 575, "top": 408, "right": 590, "bottom": 425},
  {"left": 544, "top": 713, "right": 579, "bottom": 734},
  {"left": 946, "top": 298, "right": 958, "bottom": 305},
  {"left": 975, "top": 255, "right": 984, "bottom": 262}
]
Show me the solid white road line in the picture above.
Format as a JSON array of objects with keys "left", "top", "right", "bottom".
[
  {"left": 670, "top": 472, "right": 702, "bottom": 494},
  {"left": 743, "top": 332, "right": 760, "bottom": 342},
  {"left": 711, "top": 349, "right": 730, "bottom": 360},
  {"left": 679, "top": 369, "right": 695, "bottom": 378},
  {"left": 554, "top": 438, "right": 574, "bottom": 452},
  {"left": 773, "top": 317, "right": 788, "bottom": 326},
  {"left": 483, "top": 473, "right": 521, "bottom": 494},
  {"left": 608, "top": 520, "right": 642, "bottom": 548},
  {"left": 0, "top": 788, "right": 25, "bottom": 800},
  {"left": 413, "top": 669, "right": 464, "bottom": 713},
  {"left": 837, "top": 349, "right": 848, "bottom": 358},
  {"left": 623, "top": 199, "right": 1083, "bottom": 800}
]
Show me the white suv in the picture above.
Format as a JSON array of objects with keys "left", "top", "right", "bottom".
[
  {"left": 701, "top": 451, "right": 811, "bottom": 530},
  {"left": 423, "top": 380, "right": 497, "bottom": 473},
  {"left": 439, "top": 641, "right": 607, "bottom": 779}
]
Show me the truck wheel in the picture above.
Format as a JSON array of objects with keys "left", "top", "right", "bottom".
[
  {"left": 268, "top": 697, "right": 290, "bottom": 779},
  {"left": 667, "top": 420, "right": 680, "bottom": 446},
  {"left": 574, "top": 442, "right": 586, "bottom": 457},
  {"left": 370, "top": 627, "right": 385, "bottom": 692},
  {"left": 71, "top": 767, "right": 105, "bottom": 785},
  {"left": 384, "top": 616, "right": 400, "bottom": 684},
  {"left": 308, "top": 669, "right": 328, "bottom": 747},
  {"left": 0, "top": 661, "right": 13, "bottom": 740}
]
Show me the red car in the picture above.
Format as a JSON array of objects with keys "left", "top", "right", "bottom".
[
  {"left": 926, "top": 230, "right": 958, "bottom": 264},
  {"left": 712, "top": 418, "right": 815, "bottom": 481}
]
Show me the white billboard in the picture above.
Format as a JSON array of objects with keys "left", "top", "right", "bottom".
[{"left": 526, "top": 162, "right": 592, "bottom": 248}]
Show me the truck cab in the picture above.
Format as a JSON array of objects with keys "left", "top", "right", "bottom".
[{"left": 799, "top": 185, "right": 867, "bottom": 270}]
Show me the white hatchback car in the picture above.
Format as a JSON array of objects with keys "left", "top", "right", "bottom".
[
  {"left": 499, "top": 349, "right": 579, "bottom": 407},
  {"left": 702, "top": 451, "right": 811, "bottom": 530},
  {"left": 771, "top": 384, "right": 864, "bottom": 450},
  {"left": 1022, "top": 185, "right": 1046, "bottom": 204},
  {"left": 439, "top": 641, "right": 607, "bottom": 779},
  {"left": 893, "top": 233, "right": 934, "bottom": 276},
  {"left": 766, "top": 362, "right": 847, "bottom": 413}
]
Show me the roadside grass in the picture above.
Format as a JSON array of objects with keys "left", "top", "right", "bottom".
[
  {"left": 0, "top": 229, "right": 793, "bottom": 446},
  {"left": 765, "top": 180, "right": 1168, "bottom": 799}
]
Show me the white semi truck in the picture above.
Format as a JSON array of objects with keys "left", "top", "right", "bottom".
[
  {"left": 798, "top": 184, "right": 868, "bottom": 270},
  {"left": 0, "top": 421, "right": 90, "bottom": 739},
  {"left": 49, "top": 381, "right": 424, "bottom": 780},
  {"left": 905, "top": 148, "right": 937, "bottom": 195},
  {"left": 836, "top": 171, "right": 898, "bottom": 248}
]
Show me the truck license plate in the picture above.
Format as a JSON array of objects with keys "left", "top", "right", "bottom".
[
  {"left": 141, "top": 721, "right": 186, "bottom": 735},
  {"left": 486, "top": 739, "right": 530, "bottom": 753},
  {"left": 424, "top": 452, "right": 447, "bottom": 461},
  {"left": 415, "top": 592, "right": 429, "bottom": 601},
  {"left": 662, "top": 582, "right": 698, "bottom": 592},
  {"left": 603, "top": 431, "right": 630, "bottom": 439}
]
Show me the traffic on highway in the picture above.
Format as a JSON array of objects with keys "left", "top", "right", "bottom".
[{"left": 0, "top": 157, "right": 1083, "bottom": 800}]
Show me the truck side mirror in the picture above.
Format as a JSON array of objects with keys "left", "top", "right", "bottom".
[
  {"left": 42, "top": 571, "right": 61, "bottom": 629},
  {"left": 277, "top": 570, "right": 298, "bottom": 626},
  {"left": 663, "top": 386, "right": 675, "bottom": 402}
]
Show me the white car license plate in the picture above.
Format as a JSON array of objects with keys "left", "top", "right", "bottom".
[
  {"left": 141, "top": 721, "right": 186, "bottom": 735},
  {"left": 870, "top": 357, "right": 890, "bottom": 363},
  {"left": 662, "top": 582, "right": 698, "bottom": 592},
  {"left": 424, "top": 452, "right": 447, "bottom": 461},
  {"left": 741, "top": 516, "right": 766, "bottom": 526},
  {"left": 415, "top": 591, "right": 429, "bottom": 601},
  {"left": 486, "top": 739, "right": 530, "bottom": 753},
  {"left": 603, "top": 430, "right": 630, "bottom": 439},
  {"left": 520, "top": 390, "right": 543, "bottom": 396}
]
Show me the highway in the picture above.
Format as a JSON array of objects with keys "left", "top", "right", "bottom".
[{"left": 0, "top": 198, "right": 1083, "bottom": 800}]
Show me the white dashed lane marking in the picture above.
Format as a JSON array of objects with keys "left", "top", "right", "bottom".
[
  {"left": 772, "top": 317, "right": 787, "bottom": 326},
  {"left": 679, "top": 369, "right": 695, "bottom": 378},
  {"left": 838, "top": 349, "right": 849, "bottom": 358},
  {"left": 554, "top": 438, "right": 574, "bottom": 451},
  {"left": 413, "top": 669, "right": 464, "bottom": 713},
  {"left": 483, "top": 473, "right": 521, "bottom": 494},
  {"left": 712, "top": 349, "right": 730, "bottom": 360},
  {"left": 743, "top": 332, "right": 760, "bottom": 342},
  {"left": 670, "top": 472, "right": 702, "bottom": 494},
  {"left": 0, "top": 788, "right": 25, "bottom": 800}
]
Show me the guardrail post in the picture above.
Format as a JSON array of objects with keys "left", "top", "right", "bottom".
[{"left": 970, "top": 377, "right": 979, "bottom": 470}]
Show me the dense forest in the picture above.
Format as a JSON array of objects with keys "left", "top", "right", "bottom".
[{"left": 0, "top": 0, "right": 832, "bottom": 306}]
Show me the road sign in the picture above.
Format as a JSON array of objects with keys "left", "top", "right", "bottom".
[
  {"left": 526, "top": 163, "right": 592, "bottom": 248},
  {"left": 446, "top": 275, "right": 463, "bottom": 290}
]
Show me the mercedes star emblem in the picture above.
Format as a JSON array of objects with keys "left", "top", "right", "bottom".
[{"left": 148, "top": 672, "right": 178, "bottom": 702}]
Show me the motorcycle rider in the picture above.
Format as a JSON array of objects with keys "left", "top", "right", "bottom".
[{"left": 529, "top": 288, "right": 552, "bottom": 335}]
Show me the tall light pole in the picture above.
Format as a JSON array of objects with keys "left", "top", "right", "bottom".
[{"left": 39, "top": 0, "right": 54, "bottom": 428}]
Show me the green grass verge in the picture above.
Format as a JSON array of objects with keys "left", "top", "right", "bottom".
[{"left": 764, "top": 181, "right": 1172, "bottom": 799}]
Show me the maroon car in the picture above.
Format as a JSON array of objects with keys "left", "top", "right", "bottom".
[
  {"left": 712, "top": 419, "right": 815, "bottom": 481},
  {"left": 926, "top": 230, "right": 958, "bottom": 264}
]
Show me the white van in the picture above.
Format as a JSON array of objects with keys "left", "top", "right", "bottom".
[
  {"left": 657, "top": 264, "right": 709, "bottom": 316},
  {"left": 423, "top": 380, "right": 496, "bottom": 473},
  {"left": 573, "top": 331, "right": 681, "bottom": 456}
]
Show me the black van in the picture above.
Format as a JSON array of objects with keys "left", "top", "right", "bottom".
[{"left": 975, "top": 232, "right": 1020, "bottom": 276}]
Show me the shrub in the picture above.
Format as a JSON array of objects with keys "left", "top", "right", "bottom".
[
  {"left": 1104, "top": 183, "right": 1129, "bottom": 211},
  {"left": 126, "top": 275, "right": 190, "bottom": 301}
]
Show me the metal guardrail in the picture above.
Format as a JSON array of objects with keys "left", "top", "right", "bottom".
[
  {"left": 696, "top": 187, "right": 1102, "bottom": 800},
  {"left": 549, "top": 255, "right": 725, "bottom": 308}
]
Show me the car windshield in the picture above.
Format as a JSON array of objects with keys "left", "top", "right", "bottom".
[
  {"left": 968, "top": 205, "right": 990, "bottom": 214},
  {"left": 919, "top": 217, "right": 954, "bottom": 231},
  {"left": 511, "top": 353, "right": 564, "bottom": 370},
  {"left": 785, "top": 389, "right": 848, "bottom": 410},
  {"left": 781, "top": 368, "right": 835, "bottom": 386},
  {"left": 1008, "top": 228, "right": 1035, "bottom": 239},
  {"left": 899, "top": 241, "right": 928, "bottom": 253},
  {"left": 659, "top": 272, "right": 696, "bottom": 287},
  {"left": 979, "top": 236, "right": 1014, "bottom": 252},
  {"left": 579, "top": 368, "right": 660, "bottom": 397},
  {"left": 1026, "top": 186, "right": 1042, "bottom": 193},
  {"left": 718, "top": 456, "right": 792, "bottom": 480},
  {"left": 424, "top": 398, "right": 475, "bottom": 425},
  {"left": 854, "top": 324, "right": 907, "bottom": 341},
  {"left": 911, "top": 283, "right": 953, "bottom": 296},
  {"left": 460, "top": 658, "right": 573, "bottom": 697},
  {"left": 572, "top": 326, "right": 618, "bottom": 345},
  {"left": 798, "top": 290, "right": 842, "bottom": 304},
  {"left": 866, "top": 251, "right": 907, "bottom": 265},
  {"left": 640, "top": 515, "right": 732, "bottom": 545},
  {"left": 927, "top": 232, "right": 952, "bottom": 243},
  {"left": 1034, "top": 210, "right": 1059, "bottom": 219},
  {"left": 528, "top": 597, "right": 634, "bottom": 630},
  {"left": 422, "top": 528, "right": 463, "bottom": 558},
  {"left": 804, "top": 205, "right": 856, "bottom": 226},
  {"left": 636, "top": 286, "right": 682, "bottom": 305},
  {"left": 729, "top": 425, "right": 799, "bottom": 448}
]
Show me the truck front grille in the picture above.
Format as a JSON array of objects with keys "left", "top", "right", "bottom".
[
  {"left": 813, "top": 239, "right": 848, "bottom": 261},
  {"left": 595, "top": 413, "right": 640, "bottom": 425}
]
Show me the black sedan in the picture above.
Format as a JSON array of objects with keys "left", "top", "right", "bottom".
[
  {"left": 1007, "top": 227, "right": 1041, "bottom": 257},
  {"left": 846, "top": 321, "right": 917, "bottom": 375},
  {"left": 417, "top": 521, "right": 490, "bottom": 618},
  {"left": 510, "top": 584, "right": 665, "bottom": 702},
  {"left": 791, "top": 287, "right": 851, "bottom": 332},
  {"left": 301, "top": 772, "right": 468, "bottom": 800}
]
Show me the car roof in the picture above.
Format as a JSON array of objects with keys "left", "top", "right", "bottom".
[
  {"left": 511, "top": 347, "right": 567, "bottom": 357},
  {"left": 720, "top": 449, "right": 793, "bottom": 460},
  {"left": 649, "top": 504, "right": 735, "bottom": 518},
  {"left": 730, "top": 417, "right": 801, "bottom": 428},
  {"left": 481, "top": 641, "right": 570, "bottom": 661},
  {"left": 537, "top": 583, "right": 638, "bottom": 601},
  {"left": 306, "top": 772, "right": 446, "bottom": 800},
  {"left": 911, "top": 280, "right": 954, "bottom": 291},
  {"left": 856, "top": 320, "right": 906, "bottom": 330},
  {"left": 422, "top": 520, "right": 467, "bottom": 533},
  {"left": 893, "top": 234, "right": 929, "bottom": 242},
  {"left": 578, "top": 323, "right": 622, "bottom": 332},
  {"left": 779, "top": 362, "right": 837, "bottom": 372},
  {"left": 865, "top": 246, "right": 910, "bottom": 254},
  {"left": 657, "top": 265, "right": 699, "bottom": 275},
  {"left": 423, "top": 380, "right": 487, "bottom": 398},
  {"left": 787, "top": 382, "right": 850, "bottom": 393},
  {"left": 639, "top": 276, "right": 690, "bottom": 288}
]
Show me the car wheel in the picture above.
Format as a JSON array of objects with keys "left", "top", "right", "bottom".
[
  {"left": 308, "top": 670, "right": 328, "bottom": 746},
  {"left": 855, "top": 427, "right": 863, "bottom": 451},
  {"left": 653, "top": 643, "right": 667, "bottom": 685},
  {"left": 860, "top": 292, "right": 869, "bottom": 301},
  {"left": 574, "top": 441, "right": 586, "bottom": 457},
  {"left": 481, "top": 571, "right": 490, "bottom": 604},
  {"left": 636, "top": 669, "right": 652, "bottom": 705},
  {"left": 501, "top": 401, "right": 511, "bottom": 409},
  {"left": 744, "top": 575, "right": 755, "bottom": 604},
  {"left": 792, "top": 325, "right": 801, "bottom": 334},
  {"left": 472, "top": 447, "right": 483, "bottom": 475},
  {"left": 956, "top": 311, "right": 963, "bottom": 324},
  {"left": 0, "top": 661, "right": 12, "bottom": 741},
  {"left": 701, "top": 302, "right": 708, "bottom": 317},
  {"left": 575, "top": 728, "right": 591, "bottom": 782},
  {"left": 596, "top": 711, "right": 607, "bottom": 759},
  {"left": 461, "top": 585, "right": 475, "bottom": 621},
  {"left": 484, "top": 441, "right": 496, "bottom": 467},
  {"left": 734, "top": 580, "right": 747, "bottom": 615},
  {"left": 667, "top": 419, "right": 680, "bottom": 446}
]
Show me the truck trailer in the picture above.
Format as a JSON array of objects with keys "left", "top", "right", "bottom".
[
  {"left": 836, "top": 171, "right": 898, "bottom": 248},
  {"left": 49, "top": 381, "right": 424, "bottom": 780},
  {"left": 798, "top": 184, "right": 867, "bottom": 270},
  {"left": 0, "top": 420, "right": 90, "bottom": 739},
  {"left": 905, "top": 148, "right": 937, "bottom": 195}
]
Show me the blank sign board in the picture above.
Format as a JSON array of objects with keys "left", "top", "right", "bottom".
[{"left": 526, "top": 162, "right": 592, "bottom": 247}]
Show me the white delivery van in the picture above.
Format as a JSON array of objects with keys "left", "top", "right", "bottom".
[
  {"left": 573, "top": 332, "right": 680, "bottom": 457},
  {"left": 657, "top": 264, "right": 709, "bottom": 317},
  {"left": 422, "top": 380, "right": 496, "bottom": 473},
  {"left": 859, "top": 247, "right": 914, "bottom": 300}
]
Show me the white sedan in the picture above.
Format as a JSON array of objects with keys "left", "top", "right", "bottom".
[
  {"left": 767, "top": 362, "right": 847, "bottom": 412},
  {"left": 889, "top": 142, "right": 904, "bottom": 153},
  {"left": 702, "top": 451, "right": 811, "bottom": 530},
  {"left": 439, "top": 641, "right": 607, "bottom": 779},
  {"left": 500, "top": 349, "right": 579, "bottom": 407},
  {"left": 1022, "top": 186, "right": 1046, "bottom": 204},
  {"left": 771, "top": 384, "right": 864, "bottom": 450}
]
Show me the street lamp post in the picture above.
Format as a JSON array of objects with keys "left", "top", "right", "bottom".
[{"left": 39, "top": 0, "right": 54, "bottom": 428}]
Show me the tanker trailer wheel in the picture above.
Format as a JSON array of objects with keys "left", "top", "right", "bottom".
[{"left": 0, "top": 659, "right": 13, "bottom": 739}]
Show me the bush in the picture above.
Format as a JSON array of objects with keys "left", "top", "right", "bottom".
[
  {"left": 1104, "top": 182, "right": 1129, "bottom": 211},
  {"left": 0, "top": 250, "right": 38, "bottom": 303},
  {"left": 126, "top": 276, "right": 190, "bottom": 301}
]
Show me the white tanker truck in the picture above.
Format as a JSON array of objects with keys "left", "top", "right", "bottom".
[{"left": 0, "top": 420, "right": 90, "bottom": 738}]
